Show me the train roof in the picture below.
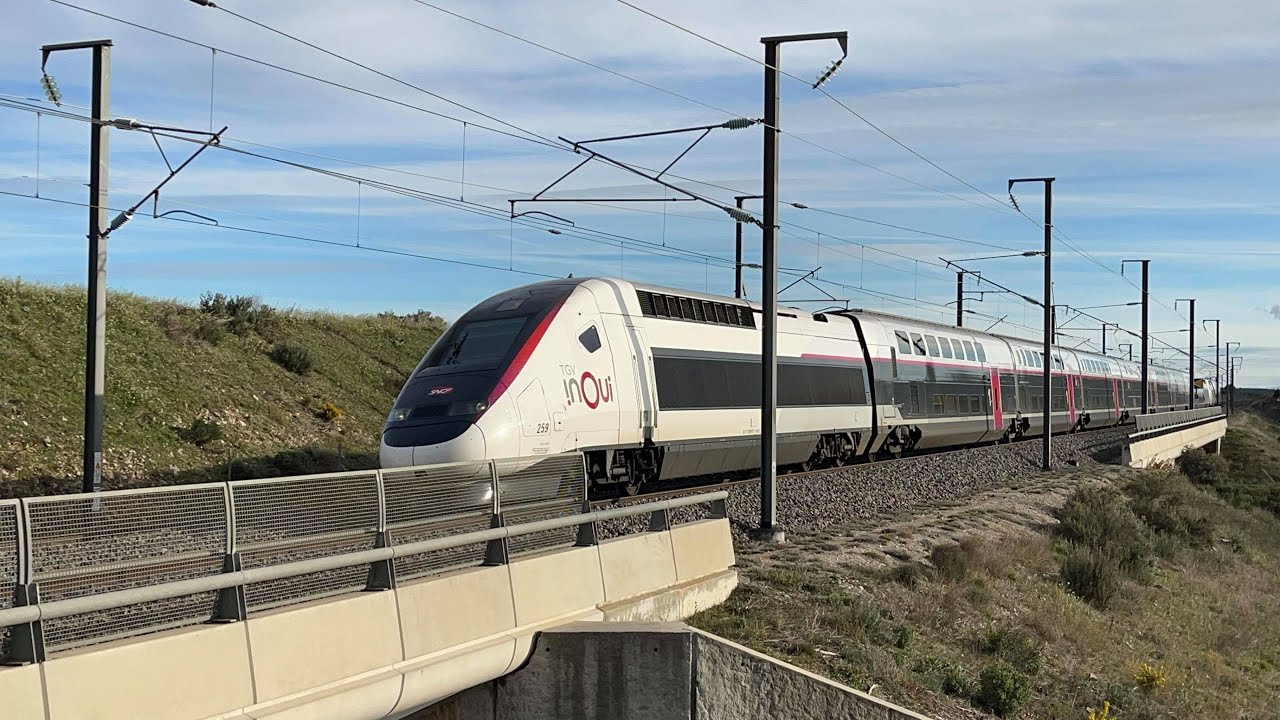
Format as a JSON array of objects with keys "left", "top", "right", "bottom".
[{"left": 547, "top": 277, "right": 1186, "bottom": 375}]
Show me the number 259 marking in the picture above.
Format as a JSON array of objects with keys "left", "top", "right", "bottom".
[{"left": 536, "top": 422, "right": 550, "bottom": 434}]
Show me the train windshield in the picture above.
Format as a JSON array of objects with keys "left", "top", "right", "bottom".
[{"left": 418, "top": 316, "right": 528, "bottom": 373}]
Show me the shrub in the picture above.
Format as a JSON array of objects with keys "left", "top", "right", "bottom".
[
  {"left": 320, "top": 401, "right": 343, "bottom": 423},
  {"left": 930, "top": 543, "right": 972, "bottom": 581},
  {"left": 270, "top": 341, "right": 314, "bottom": 375},
  {"left": 1060, "top": 542, "right": 1125, "bottom": 609},
  {"left": 987, "top": 626, "right": 1044, "bottom": 675},
  {"left": 1125, "top": 471, "right": 1221, "bottom": 549},
  {"left": 887, "top": 561, "right": 930, "bottom": 587},
  {"left": 1057, "top": 485, "right": 1152, "bottom": 576},
  {"left": 199, "top": 292, "right": 280, "bottom": 338},
  {"left": 176, "top": 418, "right": 223, "bottom": 447},
  {"left": 976, "top": 661, "right": 1033, "bottom": 718},
  {"left": 1177, "top": 447, "right": 1231, "bottom": 488},
  {"left": 894, "top": 625, "right": 914, "bottom": 649},
  {"left": 194, "top": 316, "right": 226, "bottom": 345},
  {"left": 1134, "top": 662, "right": 1167, "bottom": 691},
  {"left": 941, "top": 664, "right": 976, "bottom": 698}
]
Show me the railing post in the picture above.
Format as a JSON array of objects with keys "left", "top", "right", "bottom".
[
  {"left": 365, "top": 470, "right": 396, "bottom": 591},
  {"left": 483, "top": 461, "right": 509, "bottom": 565},
  {"left": 6, "top": 582, "right": 45, "bottom": 665},
  {"left": 6, "top": 500, "right": 45, "bottom": 664},
  {"left": 709, "top": 497, "right": 729, "bottom": 520},
  {"left": 574, "top": 500, "right": 598, "bottom": 547},
  {"left": 211, "top": 483, "right": 246, "bottom": 622},
  {"left": 648, "top": 506, "right": 671, "bottom": 532}
]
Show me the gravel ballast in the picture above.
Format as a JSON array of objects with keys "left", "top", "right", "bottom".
[{"left": 598, "top": 427, "right": 1129, "bottom": 542}]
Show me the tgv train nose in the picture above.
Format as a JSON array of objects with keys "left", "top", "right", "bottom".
[
  {"left": 379, "top": 423, "right": 488, "bottom": 469},
  {"left": 413, "top": 423, "right": 487, "bottom": 465}
]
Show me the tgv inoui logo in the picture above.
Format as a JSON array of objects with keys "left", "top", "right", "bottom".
[{"left": 564, "top": 372, "right": 613, "bottom": 409}]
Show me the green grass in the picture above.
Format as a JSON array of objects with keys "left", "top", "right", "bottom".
[
  {"left": 0, "top": 278, "right": 445, "bottom": 496},
  {"left": 690, "top": 413, "right": 1280, "bottom": 719}
]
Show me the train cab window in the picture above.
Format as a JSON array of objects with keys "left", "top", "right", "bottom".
[
  {"left": 974, "top": 342, "right": 987, "bottom": 363},
  {"left": 910, "top": 333, "right": 927, "bottom": 356},
  {"left": 939, "top": 338, "right": 953, "bottom": 359},
  {"left": 962, "top": 341, "right": 976, "bottom": 361},
  {"left": 420, "top": 316, "right": 527, "bottom": 372},
  {"left": 895, "top": 330, "right": 912, "bottom": 354},
  {"left": 578, "top": 326, "right": 601, "bottom": 353},
  {"left": 951, "top": 339, "right": 966, "bottom": 359},
  {"left": 925, "top": 335, "right": 940, "bottom": 357}
]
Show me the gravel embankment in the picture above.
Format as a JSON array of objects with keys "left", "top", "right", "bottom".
[{"left": 598, "top": 427, "right": 1129, "bottom": 542}]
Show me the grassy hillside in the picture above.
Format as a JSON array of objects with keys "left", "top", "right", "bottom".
[
  {"left": 692, "top": 414, "right": 1280, "bottom": 719},
  {"left": 0, "top": 278, "right": 445, "bottom": 497}
]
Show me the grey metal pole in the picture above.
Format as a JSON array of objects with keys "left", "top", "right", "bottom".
[
  {"left": 735, "top": 197, "right": 744, "bottom": 299},
  {"left": 84, "top": 42, "right": 110, "bottom": 494},
  {"left": 1102, "top": 324, "right": 1107, "bottom": 354},
  {"left": 956, "top": 271, "right": 964, "bottom": 327},
  {"left": 1043, "top": 183, "right": 1052, "bottom": 471},
  {"left": 759, "top": 39, "right": 782, "bottom": 540},
  {"left": 43, "top": 40, "right": 113, "bottom": 494},
  {"left": 1123, "top": 259, "right": 1151, "bottom": 414},
  {"left": 1177, "top": 298, "right": 1196, "bottom": 409}
]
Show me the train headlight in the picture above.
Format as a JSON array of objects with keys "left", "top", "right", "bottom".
[
  {"left": 387, "top": 407, "right": 412, "bottom": 423},
  {"left": 448, "top": 400, "right": 489, "bottom": 416}
]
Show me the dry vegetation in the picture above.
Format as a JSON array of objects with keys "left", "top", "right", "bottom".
[
  {"left": 691, "top": 414, "right": 1280, "bottom": 719},
  {"left": 0, "top": 279, "right": 445, "bottom": 496}
]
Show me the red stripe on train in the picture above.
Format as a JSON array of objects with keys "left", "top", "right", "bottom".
[{"left": 488, "top": 299, "right": 565, "bottom": 405}]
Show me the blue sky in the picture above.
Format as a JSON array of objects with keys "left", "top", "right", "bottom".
[{"left": 1, "top": 0, "right": 1277, "bottom": 386}]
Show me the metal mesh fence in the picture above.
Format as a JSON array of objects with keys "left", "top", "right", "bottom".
[
  {"left": 383, "top": 461, "right": 493, "bottom": 580},
  {"left": 496, "top": 454, "right": 585, "bottom": 557},
  {"left": 0, "top": 500, "right": 18, "bottom": 660},
  {"left": 23, "top": 485, "right": 227, "bottom": 652},
  {"left": 232, "top": 471, "right": 380, "bottom": 611}
]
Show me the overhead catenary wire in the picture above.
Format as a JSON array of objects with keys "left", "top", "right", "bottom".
[{"left": 38, "top": 4, "right": 1021, "bottom": 260}]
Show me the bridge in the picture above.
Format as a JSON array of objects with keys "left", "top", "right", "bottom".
[
  {"left": 0, "top": 408, "right": 1228, "bottom": 720},
  {"left": 0, "top": 453, "right": 736, "bottom": 720}
]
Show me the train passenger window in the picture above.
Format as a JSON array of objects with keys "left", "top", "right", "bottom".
[
  {"left": 910, "top": 333, "right": 927, "bottom": 356},
  {"left": 578, "top": 326, "right": 601, "bottom": 353},
  {"left": 944, "top": 395, "right": 958, "bottom": 414},
  {"left": 971, "top": 395, "right": 981, "bottom": 412},
  {"left": 951, "top": 339, "right": 966, "bottom": 359},
  {"left": 932, "top": 394, "right": 944, "bottom": 414},
  {"left": 974, "top": 342, "right": 987, "bottom": 363},
  {"left": 962, "top": 341, "right": 976, "bottom": 361},
  {"left": 925, "top": 335, "right": 940, "bottom": 357},
  {"left": 895, "top": 330, "right": 912, "bottom": 354},
  {"left": 939, "top": 338, "right": 953, "bottom": 359}
]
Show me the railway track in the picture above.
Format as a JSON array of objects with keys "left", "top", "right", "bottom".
[{"left": 590, "top": 420, "right": 1130, "bottom": 507}]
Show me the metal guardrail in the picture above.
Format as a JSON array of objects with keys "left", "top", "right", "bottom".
[
  {"left": 0, "top": 452, "right": 714, "bottom": 664},
  {"left": 1134, "top": 406, "right": 1224, "bottom": 434}
]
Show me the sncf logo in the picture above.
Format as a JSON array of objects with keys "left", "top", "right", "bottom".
[
  {"left": 427, "top": 386, "right": 454, "bottom": 396},
  {"left": 564, "top": 371, "right": 614, "bottom": 410}
]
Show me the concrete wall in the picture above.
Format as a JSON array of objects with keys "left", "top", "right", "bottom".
[
  {"left": 1123, "top": 418, "right": 1228, "bottom": 468},
  {"left": 431, "top": 622, "right": 932, "bottom": 720},
  {"left": 0, "top": 519, "right": 736, "bottom": 720}
]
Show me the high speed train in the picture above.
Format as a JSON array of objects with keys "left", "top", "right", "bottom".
[{"left": 380, "top": 277, "right": 1195, "bottom": 494}]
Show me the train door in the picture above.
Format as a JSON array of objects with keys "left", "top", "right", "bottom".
[
  {"left": 989, "top": 368, "right": 1003, "bottom": 435},
  {"left": 624, "top": 324, "right": 657, "bottom": 444}
]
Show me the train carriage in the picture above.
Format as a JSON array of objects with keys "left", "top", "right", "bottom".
[{"left": 380, "top": 277, "right": 1194, "bottom": 494}]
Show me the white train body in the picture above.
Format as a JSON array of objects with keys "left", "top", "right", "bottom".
[{"left": 380, "top": 277, "right": 1195, "bottom": 491}]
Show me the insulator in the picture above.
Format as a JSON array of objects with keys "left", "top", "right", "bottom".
[
  {"left": 40, "top": 73, "right": 62, "bottom": 106},
  {"left": 724, "top": 206, "right": 755, "bottom": 224},
  {"left": 720, "top": 118, "right": 756, "bottom": 130},
  {"left": 108, "top": 210, "right": 133, "bottom": 233}
]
